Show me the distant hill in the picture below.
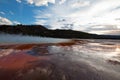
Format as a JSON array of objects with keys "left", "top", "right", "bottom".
[{"left": 0, "top": 25, "right": 120, "bottom": 39}]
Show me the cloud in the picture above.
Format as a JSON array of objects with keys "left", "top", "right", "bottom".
[
  {"left": 34, "top": 19, "right": 47, "bottom": 25},
  {"left": 106, "top": 30, "right": 120, "bottom": 35},
  {"left": 71, "top": 1, "right": 90, "bottom": 8},
  {"left": 26, "top": 0, "right": 55, "bottom": 6},
  {"left": 33, "top": 0, "right": 120, "bottom": 35},
  {"left": 59, "top": 0, "right": 66, "bottom": 5},
  {"left": 16, "top": 0, "right": 22, "bottom": 3},
  {"left": 117, "top": 25, "right": 120, "bottom": 29},
  {"left": 0, "top": 12, "right": 5, "bottom": 15},
  {"left": 89, "top": 30, "right": 120, "bottom": 35},
  {"left": 34, "top": 0, "right": 92, "bottom": 28},
  {"left": 0, "top": 16, "right": 21, "bottom": 25},
  {"left": 26, "top": 0, "right": 68, "bottom": 6},
  {"left": 87, "top": 25, "right": 119, "bottom": 35},
  {"left": 9, "top": 11, "right": 14, "bottom": 15},
  {"left": 13, "top": 21, "right": 21, "bottom": 25},
  {"left": 0, "top": 16, "right": 13, "bottom": 25}
]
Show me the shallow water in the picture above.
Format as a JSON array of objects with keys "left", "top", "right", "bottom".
[
  {"left": 0, "top": 34, "right": 70, "bottom": 44},
  {"left": 0, "top": 39, "right": 120, "bottom": 80}
]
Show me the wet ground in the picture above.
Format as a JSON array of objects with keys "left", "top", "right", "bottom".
[{"left": 0, "top": 39, "right": 120, "bottom": 80}]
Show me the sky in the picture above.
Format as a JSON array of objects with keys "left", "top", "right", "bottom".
[{"left": 0, "top": 0, "right": 120, "bottom": 35}]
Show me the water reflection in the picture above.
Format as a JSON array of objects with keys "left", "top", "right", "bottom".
[
  {"left": 0, "top": 39, "right": 120, "bottom": 80},
  {"left": 0, "top": 34, "right": 70, "bottom": 44}
]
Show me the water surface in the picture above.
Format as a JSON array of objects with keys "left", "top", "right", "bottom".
[
  {"left": 0, "top": 36, "right": 120, "bottom": 80},
  {"left": 0, "top": 34, "right": 70, "bottom": 44}
]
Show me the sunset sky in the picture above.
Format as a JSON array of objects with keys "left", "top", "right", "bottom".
[{"left": 0, "top": 0, "right": 120, "bottom": 35}]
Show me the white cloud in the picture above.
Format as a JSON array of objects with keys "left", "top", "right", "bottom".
[
  {"left": 89, "top": 30, "right": 120, "bottom": 35},
  {"left": 59, "top": 0, "right": 66, "bottom": 4},
  {"left": 117, "top": 26, "right": 120, "bottom": 29},
  {"left": 34, "top": 0, "right": 120, "bottom": 35},
  {"left": 0, "top": 16, "right": 21, "bottom": 25},
  {"left": 35, "top": 19, "right": 47, "bottom": 25},
  {"left": 0, "top": 12, "right": 5, "bottom": 15},
  {"left": 26, "top": 0, "right": 67, "bottom": 6},
  {"left": 87, "top": 25, "right": 119, "bottom": 35},
  {"left": 9, "top": 11, "right": 14, "bottom": 15},
  {"left": 71, "top": 1, "right": 90, "bottom": 8},
  {"left": 34, "top": 0, "right": 92, "bottom": 28},
  {"left": 0, "top": 16, "right": 13, "bottom": 25},
  {"left": 13, "top": 21, "right": 21, "bottom": 25},
  {"left": 16, "top": 0, "right": 22, "bottom": 3},
  {"left": 26, "top": 0, "right": 55, "bottom": 6}
]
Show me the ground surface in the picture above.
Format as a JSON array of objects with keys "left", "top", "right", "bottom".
[{"left": 0, "top": 39, "right": 120, "bottom": 80}]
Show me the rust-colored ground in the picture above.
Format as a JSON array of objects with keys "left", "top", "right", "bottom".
[{"left": 0, "top": 40, "right": 120, "bottom": 80}]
